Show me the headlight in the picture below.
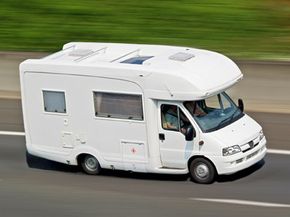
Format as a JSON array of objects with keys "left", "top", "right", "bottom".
[
  {"left": 222, "top": 145, "right": 241, "bottom": 156},
  {"left": 259, "top": 130, "right": 264, "bottom": 141}
]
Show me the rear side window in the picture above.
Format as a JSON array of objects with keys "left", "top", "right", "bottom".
[
  {"left": 43, "top": 90, "right": 66, "bottom": 113},
  {"left": 93, "top": 92, "right": 143, "bottom": 120}
]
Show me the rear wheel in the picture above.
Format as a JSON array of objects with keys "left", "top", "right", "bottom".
[
  {"left": 189, "top": 158, "right": 216, "bottom": 184},
  {"left": 81, "top": 155, "right": 101, "bottom": 175}
]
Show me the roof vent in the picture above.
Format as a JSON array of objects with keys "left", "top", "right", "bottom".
[
  {"left": 69, "top": 49, "right": 93, "bottom": 57},
  {"left": 121, "top": 56, "right": 154, "bottom": 65},
  {"left": 169, "top": 52, "right": 195, "bottom": 61}
]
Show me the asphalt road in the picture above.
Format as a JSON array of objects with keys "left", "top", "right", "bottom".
[{"left": 0, "top": 99, "right": 290, "bottom": 216}]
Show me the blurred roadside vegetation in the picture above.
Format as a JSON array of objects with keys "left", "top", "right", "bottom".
[{"left": 0, "top": 0, "right": 289, "bottom": 60}]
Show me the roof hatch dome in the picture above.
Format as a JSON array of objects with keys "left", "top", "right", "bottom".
[{"left": 169, "top": 52, "right": 195, "bottom": 61}]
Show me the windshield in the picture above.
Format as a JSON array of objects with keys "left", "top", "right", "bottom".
[{"left": 184, "top": 92, "right": 244, "bottom": 132}]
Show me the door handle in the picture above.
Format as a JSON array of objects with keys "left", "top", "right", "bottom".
[{"left": 159, "top": 133, "right": 165, "bottom": 141}]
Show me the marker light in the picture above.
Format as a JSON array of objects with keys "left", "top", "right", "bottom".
[{"left": 259, "top": 130, "right": 265, "bottom": 141}]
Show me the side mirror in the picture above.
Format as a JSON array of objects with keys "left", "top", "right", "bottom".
[
  {"left": 185, "top": 125, "right": 196, "bottom": 141},
  {"left": 238, "top": 98, "right": 244, "bottom": 112}
]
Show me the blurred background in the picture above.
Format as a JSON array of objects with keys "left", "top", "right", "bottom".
[
  {"left": 1, "top": 2, "right": 290, "bottom": 217},
  {"left": 0, "top": 0, "right": 290, "bottom": 60}
]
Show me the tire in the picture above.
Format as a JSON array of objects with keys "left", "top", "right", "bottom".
[
  {"left": 81, "top": 155, "right": 101, "bottom": 175},
  {"left": 189, "top": 158, "right": 216, "bottom": 184},
  {"left": 26, "top": 151, "right": 36, "bottom": 168}
]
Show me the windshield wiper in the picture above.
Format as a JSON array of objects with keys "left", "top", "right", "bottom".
[
  {"left": 229, "top": 108, "right": 241, "bottom": 121},
  {"left": 215, "top": 109, "right": 240, "bottom": 130}
]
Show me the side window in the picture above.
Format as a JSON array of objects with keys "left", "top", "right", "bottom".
[
  {"left": 161, "top": 104, "right": 192, "bottom": 133},
  {"left": 43, "top": 90, "right": 66, "bottom": 113},
  {"left": 205, "top": 93, "right": 231, "bottom": 110},
  {"left": 161, "top": 104, "right": 179, "bottom": 131},
  {"left": 93, "top": 92, "right": 143, "bottom": 121},
  {"left": 220, "top": 93, "right": 232, "bottom": 109},
  {"left": 205, "top": 95, "right": 220, "bottom": 109}
]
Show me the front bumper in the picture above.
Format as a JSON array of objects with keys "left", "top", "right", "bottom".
[{"left": 213, "top": 137, "right": 267, "bottom": 175}]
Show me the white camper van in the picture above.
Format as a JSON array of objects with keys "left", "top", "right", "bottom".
[{"left": 20, "top": 42, "right": 266, "bottom": 184}]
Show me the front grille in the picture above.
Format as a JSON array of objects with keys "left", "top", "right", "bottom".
[
  {"left": 242, "top": 140, "right": 259, "bottom": 153},
  {"left": 236, "top": 158, "right": 244, "bottom": 164},
  {"left": 233, "top": 146, "right": 264, "bottom": 165},
  {"left": 246, "top": 150, "right": 259, "bottom": 159}
]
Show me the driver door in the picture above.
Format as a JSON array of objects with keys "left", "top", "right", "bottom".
[{"left": 158, "top": 102, "right": 197, "bottom": 169}]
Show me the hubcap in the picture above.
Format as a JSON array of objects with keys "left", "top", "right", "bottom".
[
  {"left": 85, "top": 156, "right": 97, "bottom": 171},
  {"left": 194, "top": 163, "right": 209, "bottom": 179}
]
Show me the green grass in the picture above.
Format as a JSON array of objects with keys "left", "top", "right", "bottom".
[{"left": 0, "top": 0, "right": 290, "bottom": 59}]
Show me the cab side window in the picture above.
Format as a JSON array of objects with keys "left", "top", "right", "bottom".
[{"left": 161, "top": 104, "right": 192, "bottom": 134}]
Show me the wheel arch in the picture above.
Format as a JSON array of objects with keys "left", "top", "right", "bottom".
[
  {"left": 76, "top": 152, "right": 101, "bottom": 167},
  {"left": 187, "top": 155, "right": 217, "bottom": 173},
  {"left": 76, "top": 153, "right": 88, "bottom": 166},
  {"left": 72, "top": 144, "right": 102, "bottom": 166}
]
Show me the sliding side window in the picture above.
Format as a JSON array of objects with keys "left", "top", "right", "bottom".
[
  {"left": 43, "top": 90, "right": 66, "bottom": 113},
  {"left": 93, "top": 92, "right": 143, "bottom": 121}
]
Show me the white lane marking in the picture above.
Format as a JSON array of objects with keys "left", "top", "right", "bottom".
[
  {"left": 0, "top": 131, "right": 25, "bottom": 136},
  {"left": 190, "top": 198, "right": 290, "bottom": 208},
  {"left": 267, "top": 149, "right": 290, "bottom": 155}
]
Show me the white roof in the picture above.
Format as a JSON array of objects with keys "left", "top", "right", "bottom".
[{"left": 20, "top": 42, "right": 243, "bottom": 100}]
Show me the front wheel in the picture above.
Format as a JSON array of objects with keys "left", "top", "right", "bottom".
[
  {"left": 81, "top": 155, "right": 101, "bottom": 175},
  {"left": 189, "top": 158, "right": 216, "bottom": 184}
]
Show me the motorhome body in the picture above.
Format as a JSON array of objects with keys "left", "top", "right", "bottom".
[{"left": 20, "top": 42, "right": 266, "bottom": 183}]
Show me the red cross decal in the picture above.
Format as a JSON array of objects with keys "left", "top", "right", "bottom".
[{"left": 131, "top": 148, "right": 137, "bottom": 154}]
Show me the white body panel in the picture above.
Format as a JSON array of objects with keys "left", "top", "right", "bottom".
[{"left": 20, "top": 42, "right": 266, "bottom": 176}]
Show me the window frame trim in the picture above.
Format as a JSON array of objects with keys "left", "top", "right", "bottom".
[
  {"left": 92, "top": 90, "right": 145, "bottom": 122},
  {"left": 41, "top": 89, "right": 68, "bottom": 116},
  {"left": 161, "top": 104, "right": 180, "bottom": 132},
  {"left": 160, "top": 104, "right": 193, "bottom": 133}
]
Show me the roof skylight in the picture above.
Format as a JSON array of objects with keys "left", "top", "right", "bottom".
[{"left": 121, "top": 56, "right": 154, "bottom": 65}]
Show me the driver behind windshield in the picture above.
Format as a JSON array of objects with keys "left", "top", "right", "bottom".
[{"left": 184, "top": 101, "right": 207, "bottom": 117}]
